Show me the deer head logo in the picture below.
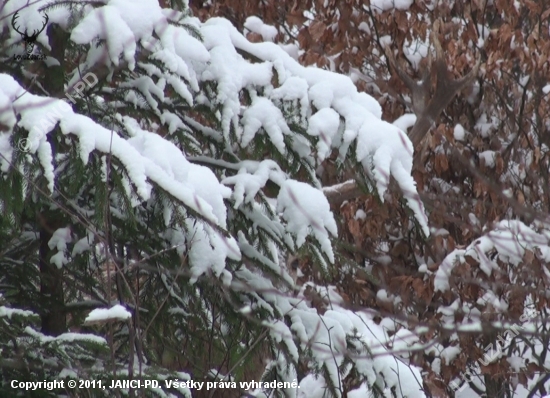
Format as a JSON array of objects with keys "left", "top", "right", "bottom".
[{"left": 11, "top": 11, "right": 49, "bottom": 55}]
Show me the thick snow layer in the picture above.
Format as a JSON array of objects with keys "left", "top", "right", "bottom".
[
  {"left": 244, "top": 16, "right": 278, "bottom": 42},
  {"left": 85, "top": 304, "right": 132, "bottom": 323},
  {"left": 200, "top": 18, "right": 427, "bottom": 231},
  {"left": 371, "top": 0, "right": 414, "bottom": 12},
  {"left": 3, "top": 3, "right": 427, "bottom": 237},
  {"left": 308, "top": 108, "right": 341, "bottom": 161},
  {"left": 0, "top": 306, "right": 35, "bottom": 319},
  {"left": 354, "top": 113, "right": 429, "bottom": 235},
  {"left": 125, "top": 119, "right": 190, "bottom": 183},
  {"left": 264, "top": 320, "right": 299, "bottom": 362},
  {"left": 271, "top": 75, "right": 310, "bottom": 122},
  {"left": 187, "top": 163, "right": 232, "bottom": 229},
  {"left": 277, "top": 180, "right": 338, "bottom": 263},
  {"left": 241, "top": 97, "right": 290, "bottom": 154},
  {"left": 222, "top": 160, "right": 286, "bottom": 208},
  {"left": 48, "top": 227, "right": 72, "bottom": 252},
  {"left": 4, "top": 1, "right": 428, "bottom": 237},
  {"left": 0, "top": 4, "right": 432, "bottom": 395},
  {"left": 186, "top": 220, "right": 240, "bottom": 284},
  {"left": 71, "top": 5, "right": 137, "bottom": 70}
]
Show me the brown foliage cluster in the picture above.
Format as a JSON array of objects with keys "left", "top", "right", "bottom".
[{"left": 194, "top": 0, "right": 550, "bottom": 396}]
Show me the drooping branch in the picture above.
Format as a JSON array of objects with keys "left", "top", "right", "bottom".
[
  {"left": 322, "top": 180, "right": 362, "bottom": 207},
  {"left": 322, "top": 22, "right": 481, "bottom": 206}
]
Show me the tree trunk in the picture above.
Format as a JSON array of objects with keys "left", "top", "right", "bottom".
[
  {"left": 38, "top": 24, "right": 69, "bottom": 336},
  {"left": 39, "top": 223, "right": 66, "bottom": 336}
]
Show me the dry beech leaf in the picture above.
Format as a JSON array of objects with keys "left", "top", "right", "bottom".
[
  {"left": 308, "top": 20, "right": 327, "bottom": 42},
  {"left": 464, "top": 255, "right": 478, "bottom": 267},
  {"left": 246, "top": 32, "right": 263, "bottom": 43},
  {"left": 297, "top": 27, "right": 312, "bottom": 49},
  {"left": 435, "top": 153, "right": 449, "bottom": 173}
]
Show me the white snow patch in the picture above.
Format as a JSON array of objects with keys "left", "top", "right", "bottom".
[
  {"left": 371, "top": 0, "right": 414, "bottom": 12},
  {"left": 441, "top": 345, "right": 461, "bottom": 365},
  {"left": 277, "top": 180, "right": 337, "bottom": 263},
  {"left": 244, "top": 16, "right": 278, "bottom": 42},
  {"left": 454, "top": 124, "right": 467, "bottom": 141},
  {"left": 355, "top": 209, "right": 367, "bottom": 220},
  {"left": 393, "top": 113, "right": 416, "bottom": 132},
  {"left": 85, "top": 304, "right": 132, "bottom": 323},
  {"left": 307, "top": 108, "right": 341, "bottom": 161},
  {"left": 479, "top": 150, "right": 496, "bottom": 168}
]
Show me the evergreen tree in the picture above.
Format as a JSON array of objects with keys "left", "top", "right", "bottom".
[
  {"left": 0, "top": 0, "right": 428, "bottom": 397},
  {"left": 193, "top": 1, "right": 550, "bottom": 396}
]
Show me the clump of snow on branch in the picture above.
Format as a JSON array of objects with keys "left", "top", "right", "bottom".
[
  {"left": 241, "top": 97, "right": 290, "bottom": 154},
  {"left": 222, "top": 160, "right": 286, "bottom": 208},
  {"left": 244, "top": 16, "right": 278, "bottom": 42},
  {"left": 85, "top": 304, "right": 132, "bottom": 324},
  {"left": 435, "top": 220, "right": 550, "bottom": 292},
  {"left": 201, "top": 19, "right": 427, "bottom": 232},
  {"left": 308, "top": 108, "right": 341, "bottom": 161},
  {"left": 393, "top": 113, "right": 417, "bottom": 132},
  {"left": 234, "top": 269, "right": 425, "bottom": 397},
  {"left": 370, "top": 0, "right": 414, "bottom": 12},
  {"left": 48, "top": 227, "right": 73, "bottom": 269},
  {"left": 0, "top": 1, "right": 430, "bottom": 394},
  {"left": 6, "top": 0, "right": 428, "bottom": 234},
  {"left": 277, "top": 180, "right": 337, "bottom": 263}
]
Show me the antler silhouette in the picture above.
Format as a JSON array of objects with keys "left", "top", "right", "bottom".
[
  {"left": 11, "top": 11, "right": 25, "bottom": 37},
  {"left": 11, "top": 11, "right": 49, "bottom": 41}
]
